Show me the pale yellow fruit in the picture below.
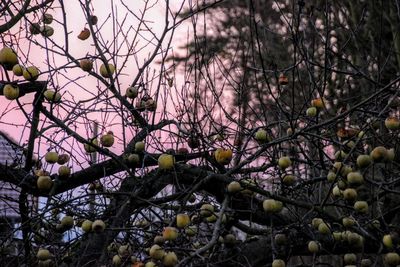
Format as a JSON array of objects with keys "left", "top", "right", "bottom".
[
  {"left": 61, "top": 216, "right": 74, "bottom": 228},
  {"left": 306, "top": 107, "right": 317, "bottom": 117},
  {"left": 37, "top": 248, "right": 51, "bottom": 260},
  {"left": 347, "top": 172, "right": 364, "bottom": 186},
  {"left": 383, "top": 234, "right": 393, "bottom": 249},
  {"left": 282, "top": 174, "right": 296, "bottom": 185},
  {"left": 343, "top": 188, "right": 357, "bottom": 201},
  {"left": 91, "top": 219, "right": 106, "bottom": 233},
  {"left": 176, "top": 214, "right": 190, "bottom": 228},
  {"left": 100, "top": 132, "right": 114, "bottom": 147},
  {"left": 311, "top": 218, "right": 323, "bottom": 229},
  {"left": 385, "top": 252, "right": 400, "bottom": 266},
  {"left": 45, "top": 151, "right": 58, "bottom": 164},
  {"left": 343, "top": 253, "right": 357, "bottom": 265},
  {"left": 200, "top": 204, "right": 214, "bottom": 217},
  {"left": 342, "top": 217, "right": 355, "bottom": 228},
  {"left": 274, "top": 234, "right": 287, "bottom": 246},
  {"left": 255, "top": 129, "right": 269, "bottom": 144},
  {"left": 41, "top": 25, "right": 54, "bottom": 37},
  {"left": 318, "top": 222, "right": 330, "bottom": 234},
  {"left": 278, "top": 156, "right": 292, "bottom": 170},
  {"left": 44, "top": 90, "right": 61, "bottom": 103},
  {"left": 23, "top": 66, "right": 39, "bottom": 81},
  {"left": 127, "top": 153, "right": 140, "bottom": 166},
  {"left": 158, "top": 154, "right": 175, "bottom": 170},
  {"left": 154, "top": 235, "right": 165, "bottom": 244},
  {"left": 163, "top": 251, "right": 178, "bottom": 267},
  {"left": 42, "top": 13, "right": 53, "bottom": 24},
  {"left": 84, "top": 138, "right": 98, "bottom": 153},
  {"left": 126, "top": 86, "right": 138, "bottom": 98},
  {"left": 81, "top": 220, "right": 93, "bottom": 233},
  {"left": 354, "top": 201, "right": 369, "bottom": 213},
  {"left": 37, "top": 176, "right": 53, "bottom": 191},
  {"left": 357, "top": 155, "right": 371, "bottom": 168},
  {"left": 162, "top": 227, "right": 178, "bottom": 241},
  {"left": 206, "top": 214, "right": 217, "bottom": 223},
  {"left": 227, "top": 181, "right": 241, "bottom": 193},
  {"left": 12, "top": 64, "right": 24, "bottom": 76},
  {"left": 327, "top": 171, "right": 336, "bottom": 182},
  {"left": 135, "top": 141, "right": 145, "bottom": 153},
  {"left": 118, "top": 244, "right": 131, "bottom": 258},
  {"left": 58, "top": 166, "right": 70, "bottom": 178},
  {"left": 113, "top": 255, "right": 122, "bottom": 266},
  {"left": 272, "top": 259, "right": 285, "bottom": 267},
  {"left": 99, "top": 63, "right": 115, "bottom": 78},
  {"left": 0, "top": 47, "right": 18, "bottom": 70},
  {"left": 333, "top": 231, "right": 342, "bottom": 241},
  {"left": 332, "top": 185, "right": 342, "bottom": 197},
  {"left": 149, "top": 244, "right": 165, "bottom": 260},
  {"left": 3, "top": 84, "right": 19, "bottom": 100},
  {"left": 145, "top": 262, "right": 157, "bottom": 267},
  {"left": 308, "top": 241, "right": 319, "bottom": 253}
]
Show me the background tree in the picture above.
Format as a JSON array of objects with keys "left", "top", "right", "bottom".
[{"left": 1, "top": 0, "right": 400, "bottom": 267}]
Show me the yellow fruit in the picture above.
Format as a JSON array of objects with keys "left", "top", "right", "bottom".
[
  {"left": 383, "top": 234, "right": 393, "bottom": 249},
  {"left": 118, "top": 244, "right": 131, "bottom": 257},
  {"left": 354, "top": 201, "right": 368, "bottom": 213},
  {"left": 347, "top": 172, "right": 364, "bottom": 186},
  {"left": 278, "top": 156, "right": 291, "bottom": 170},
  {"left": 100, "top": 132, "right": 114, "bottom": 147},
  {"left": 214, "top": 148, "right": 233, "bottom": 165},
  {"left": 163, "top": 227, "right": 178, "bottom": 241},
  {"left": 327, "top": 171, "right": 336, "bottom": 182},
  {"left": 335, "top": 150, "right": 347, "bottom": 161},
  {"left": 163, "top": 251, "right": 178, "bottom": 267},
  {"left": 333, "top": 231, "right": 342, "bottom": 241},
  {"left": 3, "top": 84, "right": 19, "bottom": 100},
  {"left": 263, "top": 199, "right": 282, "bottom": 213},
  {"left": 41, "top": 25, "right": 54, "bottom": 37},
  {"left": 255, "top": 129, "right": 269, "bottom": 144},
  {"left": 37, "top": 248, "right": 51, "bottom": 260},
  {"left": 92, "top": 220, "right": 106, "bottom": 233},
  {"left": 158, "top": 154, "right": 175, "bottom": 170},
  {"left": 332, "top": 185, "right": 342, "bottom": 197},
  {"left": 12, "top": 64, "right": 24, "bottom": 76},
  {"left": 200, "top": 203, "right": 214, "bottom": 217},
  {"left": 145, "top": 261, "right": 157, "bottom": 267},
  {"left": 112, "top": 255, "right": 122, "bottom": 266},
  {"left": 370, "top": 146, "right": 388, "bottom": 162},
  {"left": 58, "top": 166, "right": 71, "bottom": 178},
  {"left": 84, "top": 138, "right": 98, "bottom": 153},
  {"left": 308, "top": 241, "right": 320, "bottom": 253},
  {"left": 306, "top": 107, "right": 317, "bottom": 117},
  {"left": 81, "top": 220, "right": 92, "bottom": 233},
  {"left": 385, "top": 252, "right": 400, "bottom": 266},
  {"left": 0, "top": 47, "right": 18, "bottom": 70},
  {"left": 206, "top": 214, "right": 217, "bottom": 223},
  {"left": 23, "top": 66, "right": 39, "bottom": 81},
  {"left": 45, "top": 151, "right": 59, "bottom": 163},
  {"left": 344, "top": 253, "right": 357, "bottom": 265},
  {"left": 44, "top": 90, "right": 61, "bottom": 103},
  {"left": 100, "top": 63, "right": 115, "bottom": 78},
  {"left": 135, "top": 141, "right": 145, "bottom": 153},
  {"left": 149, "top": 244, "right": 165, "bottom": 260},
  {"left": 272, "top": 259, "right": 286, "bottom": 267},
  {"left": 311, "top": 218, "right": 324, "bottom": 229},
  {"left": 318, "top": 222, "right": 331, "bottom": 234},
  {"left": 127, "top": 153, "right": 140, "bottom": 166},
  {"left": 385, "top": 117, "right": 400, "bottom": 130},
  {"left": 176, "top": 214, "right": 190, "bottom": 228},
  {"left": 227, "top": 181, "right": 242, "bottom": 193},
  {"left": 37, "top": 176, "right": 53, "bottom": 191},
  {"left": 78, "top": 28, "right": 90, "bottom": 40},
  {"left": 79, "top": 59, "right": 93, "bottom": 72},
  {"left": 42, "top": 13, "right": 53, "bottom": 24},
  {"left": 57, "top": 154, "right": 70, "bottom": 165},
  {"left": 342, "top": 217, "right": 355, "bottom": 228},
  {"left": 282, "top": 174, "right": 296, "bottom": 185},
  {"left": 61, "top": 216, "right": 74, "bottom": 228},
  {"left": 126, "top": 86, "right": 138, "bottom": 98},
  {"left": 343, "top": 188, "right": 357, "bottom": 201},
  {"left": 357, "top": 155, "right": 371, "bottom": 168},
  {"left": 387, "top": 148, "right": 395, "bottom": 161}
]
